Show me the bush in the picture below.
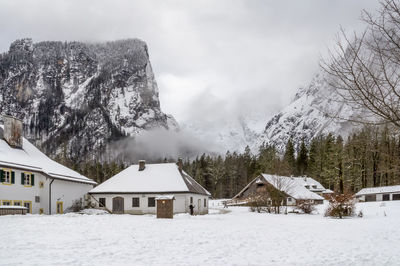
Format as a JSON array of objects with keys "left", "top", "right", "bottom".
[
  {"left": 248, "top": 194, "right": 273, "bottom": 213},
  {"left": 325, "top": 193, "right": 355, "bottom": 219},
  {"left": 295, "top": 199, "right": 316, "bottom": 214},
  {"left": 70, "top": 199, "right": 84, "bottom": 212}
]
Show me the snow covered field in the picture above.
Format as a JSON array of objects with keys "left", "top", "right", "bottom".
[{"left": 1, "top": 201, "right": 399, "bottom": 266}]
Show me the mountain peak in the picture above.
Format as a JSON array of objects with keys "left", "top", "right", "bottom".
[{"left": 0, "top": 38, "right": 178, "bottom": 161}]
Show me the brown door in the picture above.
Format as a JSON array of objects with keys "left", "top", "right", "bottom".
[
  {"left": 156, "top": 199, "right": 173, "bottom": 218},
  {"left": 112, "top": 197, "right": 124, "bottom": 214}
]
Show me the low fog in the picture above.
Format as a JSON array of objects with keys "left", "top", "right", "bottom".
[{"left": 103, "top": 129, "right": 222, "bottom": 163}]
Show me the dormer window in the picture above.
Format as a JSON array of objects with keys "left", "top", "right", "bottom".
[
  {"left": 305, "top": 185, "right": 310, "bottom": 189},
  {"left": 312, "top": 185, "right": 317, "bottom": 189}
]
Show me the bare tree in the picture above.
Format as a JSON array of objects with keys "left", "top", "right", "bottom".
[
  {"left": 322, "top": 0, "right": 400, "bottom": 128},
  {"left": 266, "top": 176, "right": 295, "bottom": 214}
]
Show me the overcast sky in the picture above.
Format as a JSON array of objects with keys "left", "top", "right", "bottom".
[{"left": 0, "top": 0, "right": 380, "bottom": 125}]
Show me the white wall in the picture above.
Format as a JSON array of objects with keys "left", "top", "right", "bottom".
[
  {"left": 51, "top": 179, "right": 93, "bottom": 214},
  {"left": 0, "top": 167, "right": 94, "bottom": 214},
  {"left": 91, "top": 193, "right": 209, "bottom": 215}
]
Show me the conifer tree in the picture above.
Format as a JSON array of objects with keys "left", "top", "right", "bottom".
[
  {"left": 296, "top": 140, "right": 308, "bottom": 176},
  {"left": 283, "top": 138, "right": 296, "bottom": 176}
]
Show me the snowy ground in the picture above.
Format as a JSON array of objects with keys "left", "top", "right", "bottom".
[{"left": 1, "top": 200, "right": 399, "bottom": 266}]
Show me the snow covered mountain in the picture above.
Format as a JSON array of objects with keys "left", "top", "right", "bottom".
[
  {"left": 0, "top": 38, "right": 178, "bottom": 161},
  {"left": 181, "top": 73, "right": 361, "bottom": 155},
  {"left": 181, "top": 115, "right": 262, "bottom": 154},
  {"left": 259, "top": 73, "right": 361, "bottom": 151}
]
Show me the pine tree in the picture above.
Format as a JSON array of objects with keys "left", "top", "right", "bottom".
[
  {"left": 296, "top": 140, "right": 308, "bottom": 176},
  {"left": 283, "top": 138, "right": 296, "bottom": 176}
]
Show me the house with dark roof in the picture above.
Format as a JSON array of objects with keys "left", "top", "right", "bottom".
[
  {"left": 0, "top": 115, "right": 96, "bottom": 215},
  {"left": 89, "top": 159, "right": 211, "bottom": 215},
  {"left": 232, "top": 174, "right": 325, "bottom": 206}
]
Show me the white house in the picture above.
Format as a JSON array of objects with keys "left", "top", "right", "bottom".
[
  {"left": 356, "top": 185, "right": 400, "bottom": 202},
  {"left": 89, "top": 160, "right": 211, "bottom": 215},
  {"left": 0, "top": 115, "right": 96, "bottom": 214},
  {"left": 232, "top": 174, "right": 325, "bottom": 205}
]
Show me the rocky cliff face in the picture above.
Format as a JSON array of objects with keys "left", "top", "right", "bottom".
[
  {"left": 259, "top": 73, "right": 362, "bottom": 151},
  {"left": 0, "top": 38, "right": 178, "bottom": 161}
]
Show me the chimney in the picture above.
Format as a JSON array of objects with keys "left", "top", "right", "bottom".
[
  {"left": 177, "top": 157, "right": 183, "bottom": 172},
  {"left": 3, "top": 115, "right": 23, "bottom": 148},
  {"left": 138, "top": 160, "right": 146, "bottom": 171}
]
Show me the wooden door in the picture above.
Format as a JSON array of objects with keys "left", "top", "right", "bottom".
[
  {"left": 198, "top": 199, "right": 201, "bottom": 213},
  {"left": 112, "top": 197, "right": 124, "bottom": 214},
  {"left": 156, "top": 199, "right": 173, "bottom": 218}
]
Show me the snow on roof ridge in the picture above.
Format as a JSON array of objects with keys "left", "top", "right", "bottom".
[
  {"left": 90, "top": 162, "right": 209, "bottom": 195},
  {"left": 0, "top": 125, "right": 95, "bottom": 184},
  {"left": 261, "top": 174, "right": 324, "bottom": 200},
  {"left": 356, "top": 185, "right": 400, "bottom": 196}
]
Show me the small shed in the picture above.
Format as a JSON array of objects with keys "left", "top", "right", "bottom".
[
  {"left": 356, "top": 185, "right": 400, "bottom": 202},
  {"left": 0, "top": 206, "right": 27, "bottom": 215},
  {"left": 156, "top": 195, "right": 174, "bottom": 219}
]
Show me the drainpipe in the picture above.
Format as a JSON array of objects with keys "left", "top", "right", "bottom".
[{"left": 49, "top": 178, "right": 55, "bottom": 215}]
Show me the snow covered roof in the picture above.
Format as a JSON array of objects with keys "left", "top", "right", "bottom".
[
  {"left": 293, "top": 176, "right": 326, "bottom": 192},
  {"left": 156, "top": 195, "right": 175, "bottom": 200},
  {"left": 261, "top": 174, "right": 324, "bottom": 200},
  {"left": 89, "top": 163, "right": 211, "bottom": 196},
  {"left": 356, "top": 185, "right": 400, "bottom": 196},
  {"left": 0, "top": 126, "right": 96, "bottom": 185}
]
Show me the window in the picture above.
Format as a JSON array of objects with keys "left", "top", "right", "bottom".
[
  {"left": 0, "top": 169, "right": 14, "bottom": 184},
  {"left": 132, "top": 197, "right": 140, "bottom": 207},
  {"left": 148, "top": 197, "right": 155, "bottom": 207},
  {"left": 23, "top": 201, "right": 32, "bottom": 213},
  {"left": 2, "top": 200, "right": 11, "bottom": 206},
  {"left": 99, "top": 198, "right": 106, "bottom": 207},
  {"left": 35, "top": 196, "right": 40, "bottom": 203},
  {"left": 13, "top": 200, "right": 21, "bottom": 206},
  {"left": 365, "top": 194, "right": 377, "bottom": 202},
  {"left": 204, "top": 198, "right": 207, "bottom": 207},
  {"left": 190, "top": 197, "right": 193, "bottom": 204},
  {"left": 57, "top": 201, "right": 63, "bottom": 214},
  {"left": 393, "top": 194, "right": 400, "bottom": 201},
  {"left": 383, "top": 194, "right": 390, "bottom": 201},
  {"left": 312, "top": 185, "right": 317, "bottom": 189},
  {"left": 305, "top": 185, "right": 310, "bottom": 189},
  {"left": 21, "top": 172, "right": 35, "bottom": 187},
  {"left": 287, "top": 198, "right": 292, "bottom": 202}
]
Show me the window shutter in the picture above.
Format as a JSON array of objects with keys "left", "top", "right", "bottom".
[
  {"left": 31, "top": 174, "right": 35, "bottom": 186},
  {"left": 11, "top": 171, "right": 15, "bottom": 184},
  {"left": 21, "top": 173, "right": 25, "bottom": 185},
  {"left": 0, "top": 170, "right": 4, "bottom": 183}
]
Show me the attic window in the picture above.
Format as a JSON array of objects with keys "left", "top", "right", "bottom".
[{"left": 257, "top": 183, "right": 264, "bottom": 187}]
